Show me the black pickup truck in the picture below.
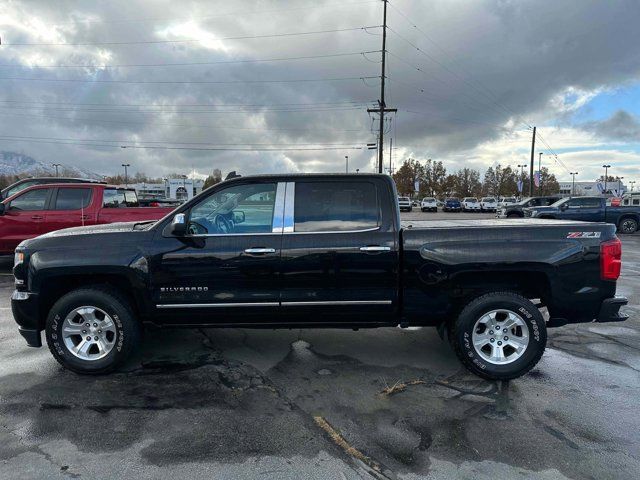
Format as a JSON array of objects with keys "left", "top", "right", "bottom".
[{"left": 11, "top": 174, "right": 628, "bottom": 380}]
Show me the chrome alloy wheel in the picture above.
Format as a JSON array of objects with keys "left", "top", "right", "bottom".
[
  {"left": 62, "top": 306, "right": 117, "bottom": 361},
  {"left": 471, "top": 309, "right": 529, "bottom": 365}
]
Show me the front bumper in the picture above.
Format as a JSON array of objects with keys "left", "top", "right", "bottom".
[
  {"left": 11, "top": 290, "right": 42, "bottom": 347},
  {"left": 597, "top": 296, "right": 628, "bottom": 323}
]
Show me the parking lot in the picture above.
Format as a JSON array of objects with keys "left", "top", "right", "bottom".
[{"left": 0, "top": 214, "right": 638, "bottom": 480}]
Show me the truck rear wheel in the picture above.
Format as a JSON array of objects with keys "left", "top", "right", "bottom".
[
  {"left": 450, "top": 292, "right": 546, "bottom": 380},
  {"left": 45, "top": 287, "right": 141, "bottom": 374}
]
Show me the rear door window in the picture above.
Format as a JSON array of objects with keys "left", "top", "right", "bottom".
[
  {"left": 54, "top": 188, "right": 92, "bottom": 210},
  {"left": 294, "top": 182, "right": 379, "bottom": 232},
  {"left": 8, "top": 188, "right": 49, "bottom": 211}
]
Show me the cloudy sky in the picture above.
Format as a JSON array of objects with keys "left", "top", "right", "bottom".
[{"left": 1, "top": 0, "right": 639, "bottom": 187}]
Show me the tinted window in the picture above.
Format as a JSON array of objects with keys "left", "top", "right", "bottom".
[
  {"left": 6, "top": 180, "right": 38, "bottom": 198},
  {"left": 103, "top": 188, "right": 126, "bottom": 208},
  {"left": 295, "top": 182, "right": 378, "bottom": 232},
  {"left": 54, "top": 188, "right": 92, "bottom": 210},
  {"left": 543, "top": 197, "right": 560, "bottom": 206},
  {"left": 567, "top": 197, "right": 601, "bottom": 208},
  {"left": 9, "top": 188, "right": 49, "bottom": 211},
  {"left": 634, "top": 199, "right": 640, "bottom": 206},
  {"left": 482, "top": 197, "right": 495, "bottom": 202},
  {"left": 190, "top": 183, "right": 276, "bottom": 234}
]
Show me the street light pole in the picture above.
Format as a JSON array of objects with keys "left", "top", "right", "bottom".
[
  {"left": 569, "top": 172, "right": 578, "bottom": 196},
  {"left": 51, "top": 163, "right": 62, "bottom": 177},
  {"left": 538, "top": 152, "right": 543, "bottom": 196},
  {"left": 345, "top": 155, "right": 348, "bottom": 173},
  {"left": 618, "top": 176, "right": 624, "bottom": 195},
  {"left": 122, "top": 163, "right": 130, "bottom": 188},
  {"left": 602, "top": 164, "right": 611, "bottom": 194}
]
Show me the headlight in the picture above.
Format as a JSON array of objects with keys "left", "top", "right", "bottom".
[{"left": 14, "top": 250, "right": 24, "bottom": 266}]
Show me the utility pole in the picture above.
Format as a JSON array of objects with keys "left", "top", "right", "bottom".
[
  {"left": 51, "top": 163, "right": 61, "bottom": 177},
  {"left": 528, "top": 126, "right": 536, "bottom": 196},
  {"left": 602, "top": 164, "right": 611, "bottom": 194},
  {"left": 122, "top": 163, "right": 130, "bottom": 188},
  {"left": 345, "top": 155, "right": 349, "bottom": 173},
  {"left": 538, "top": 152, "right": 543, "bottom": 196},
  {"left": 570, "top": 172, "right": 578, "bottom": 196},
  {"left": 389, "top": 138, "right": 393, "bottom": 175},
  {"left": 367, "top": 0, "right": 396, "bottom": 174}
]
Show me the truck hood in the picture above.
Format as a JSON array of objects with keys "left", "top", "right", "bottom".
[{"left": 19, "top": 221, "right": 153, "bottom": 249}]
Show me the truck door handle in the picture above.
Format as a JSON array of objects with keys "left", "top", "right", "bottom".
[
  {"left": 31, "top": 215, "right": 44, "bottom": 220},
  {"left": 360, "top": 246, "right": 391, "bottom": 252},
  {"left": 244, "top": 248, "right": 276, "bottom": 254},
  {"left": 81, "top": 215, "right": 90, "bottom": 220}
]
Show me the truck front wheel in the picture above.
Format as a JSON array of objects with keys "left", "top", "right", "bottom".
[
  {"left": 619, "top": 218, "right": 638, "bottom": 234},
  {"left": 45, "top": 287, "right": 141, "bottom": 374},
  {"left": 450, "top": 292, "right": 546, "bottom": 380}
]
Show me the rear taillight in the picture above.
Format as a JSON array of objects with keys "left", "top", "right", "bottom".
[{"left": 601, "top": 238, "right": 622, "bottom": 281}]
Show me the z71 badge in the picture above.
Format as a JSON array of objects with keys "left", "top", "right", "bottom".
[{"left": 567, "top": 231, "right": 601, "bottom": 238}]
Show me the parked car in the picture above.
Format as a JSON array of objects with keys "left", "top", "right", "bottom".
[
  {"left": 480, "top": 197, "right": 497, "bottom": 212},
  {"left": 498, "top": 197, "right": 517, "bottom": 208},
  {"left": 0, "top": 183, "right": 175, "bottom": 255},
  {"left": 443, "top": 197, "right": 462, "bottom": 212},
  {"left": 525, "top": 196, "right": 640, "bottom": 234},
  {"left": 1, "top": 177, "right": 105, "bottom": 201},
  {"left": 496, "top": 196, "right": 562, "bottom": 218},
  {"left": 11, "top": 174, "right": 627, "bottom": 380},
  {"left": 462, "top": 197, "right": 481, "bottom": 212},
  {"left": 420, "top": 197, "right": 438, "bottom": 212},
  {"left": 398, "top": 196, "right": 412, "bottom": 212}
]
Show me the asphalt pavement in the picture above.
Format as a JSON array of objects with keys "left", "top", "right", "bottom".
[{"left": 0, "top": 213, "right": 638, "bottom": 480}]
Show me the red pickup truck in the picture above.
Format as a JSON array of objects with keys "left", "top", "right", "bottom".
[{"left": 0, "top": 183, "right": 175, "bottom": 255}]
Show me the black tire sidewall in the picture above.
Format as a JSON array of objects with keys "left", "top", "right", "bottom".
[
  {"left": 45, "top": 289, "right": 137, "bottom": 374},
  {"left": 620, "top": 218, "right": 638, "bottom": 234},
  {"left": 454, "top": 293, "right": 546, "bottom": 379}
]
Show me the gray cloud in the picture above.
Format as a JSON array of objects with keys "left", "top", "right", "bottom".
[
  {"left": 582, "top": 110, "right": 640, "bottom": 142},
  {"left": 1, "top": 0, "right": 640, "bottom": 178}
]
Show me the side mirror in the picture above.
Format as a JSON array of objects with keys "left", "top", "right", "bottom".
[
  {"left": 170, "top": 213, "right": 187, "bottom": 236},
  {"left": 233, "top": 210, "right": 245, "bottom": 224},
  {"left": 560, "top": 204, "right": 569, "bottom": 211},
  {"left": 0, "top": 203, "right": 5, "bottom": 216}
]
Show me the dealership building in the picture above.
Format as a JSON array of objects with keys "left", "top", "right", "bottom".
[
  {"left": 131, "top": 178, "right": 205, "bottom": 201},
  {"left": 557, "top": 180, "right": 628, "bottom": 196}
]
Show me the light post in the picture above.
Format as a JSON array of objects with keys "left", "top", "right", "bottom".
[
  {"left": 617, "top": 176, "right": 624, "bottom": 195},
  {"left": 51, "top": 163, "right": 62, "bottom": 177},
  {"left": 602, "top": 164, "right": 611, "bottom": 194},
  {"left": 345, "top": 155, "right": 349, "bottom": 173},
  {"left": 356, "top": 169, "right": 360, "bottom": 174},
  {"left": 569, "top": 172, "right": 578, "bottom": 196},
  {"left": 517, "top": 164, "right": 527, "bottom": 199},
  {"left": 121, "top": 163, "right": 130, "bottom": 188},
  {"left": 538, "top": 152, "right": 543, "bottom": 196}
]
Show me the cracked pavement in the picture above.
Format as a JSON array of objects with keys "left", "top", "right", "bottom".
[{"left": 0, "top": 234, "right": 638, "bottom": 479}]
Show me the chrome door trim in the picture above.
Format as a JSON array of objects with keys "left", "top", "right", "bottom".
[
  {"left": 157, "top": 302, "right": 279, "bottom": 309},
  {"left": 359, "top": 246, "right": 391, "bottom": 252},
  {"left": 244, "top": 248, "right": 276, "bottom": 254},
  {"left": 282, "top": 300, "right": 392, "bottom": 306}
]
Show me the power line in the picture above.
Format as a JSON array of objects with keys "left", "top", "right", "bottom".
[
  {"left": 0, "top": 75, "right": 378, "bottom": 85},
  {"left": 0, "top": 110, "right": 369, "bottom": 133},
  {"left": 2, "top": 26, "right": 381, "bottom": 46},
  {"left": 40, "top": 1, "right": 379, "bottom": 27},
  {"left": 0, "top": 135, "right": 366, "bottom": 151},
  {"left": 0, "top": 105, "right": 367, "bottom": 114},
  {"left": 0, "top": 99, "right": 371, "bottom": 108},
  {"left": 0, "top": 50, "right": 381, "bottom": 68}
]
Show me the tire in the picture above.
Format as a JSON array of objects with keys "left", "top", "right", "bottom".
[
  {"left": 619, "top": 217, "right": 638, "bottom": 234},
  {"left": 421, "top": 208, "right": 426, "bottom": 212},
  {"left": 45, "top": 286, "right": 141, "bottom": 374},
  {"left": 450, "top": 292, "right": 546, "bottom": 380},
  {"left": 408, "top": 207, "right": 412, "bottom": 212},
  {"left": 506, "top": 213, "right": 521, "bottom": 218}
]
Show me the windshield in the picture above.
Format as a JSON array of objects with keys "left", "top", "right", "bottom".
[
  {"left": 482, "top": 197, "right": 495, "bottom": 202},
  {"left": 398, "top": 197, "right": 409, "bottom": 201},
  {"left": 446, "top": 198, "right": 458, "bottom": 202},
  {"left": 463, "top": 198, "right": 477, "bottom": 202},
  {"left": 423, "top": 197, "right": 435, "bottom": 201}
]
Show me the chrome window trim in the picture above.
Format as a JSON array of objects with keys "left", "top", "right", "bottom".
[
  {"left": 286, "top": 180, "right": 383, "bottom": 235},
  {"left": 272, "top": 182, "right": 286, "bottom": 233},
  {"left": 157, "top": 302, "right": 279, "bottom": 309},
  {"left": 283, "top": 181, "right": 295, "bottom": 233}
]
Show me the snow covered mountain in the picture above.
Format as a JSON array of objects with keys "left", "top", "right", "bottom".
[{"left": 0, "top": 152, "right": 102, "bottom": 180}]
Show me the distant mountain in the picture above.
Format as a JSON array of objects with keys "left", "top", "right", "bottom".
[{"left": 0, "top": 152, "right": 102, "bottom": 180}]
